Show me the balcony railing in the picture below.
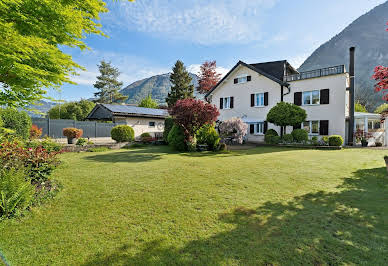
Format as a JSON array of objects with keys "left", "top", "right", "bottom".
[{"left": 284, "top": 65, "right": 345, "bottom": 82}]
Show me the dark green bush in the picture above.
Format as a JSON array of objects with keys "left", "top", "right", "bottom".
[
  {"left": 163, "top": 117, "right": 174, "bottom": 143},
  {"left": 196, "top": 124, "right": 220, "bottom": 151},
  {"left": 291, "top": 129, "right": 308, "bottom": 143},
  {"left": 264, "top": 129, "right": 279, "bottom": 144},
  {"left": 266, "top": 129, "right": 278, "bottom": 136},
  {"left": 0, "top": 169, "right": 35, "bottom": 218},
  {"left": 167, "top": 124, "right": 186, "bottom": 151},
  {"left": 272, "top": 136, "right": 281, "bottom": 144},
  {"left": 140, "top": 132, "right": 152, "bottom": 143},
  {"left": 283, "top": 134, "right": 293, "bottom": 143},
  {"left": 311, "top": 136, "right": 319, "bottom": 145},
  {"left": 76, "top": 138, "right": 88, "bottom": 146},
  {"left": 328, "top": 135, "right": 343, "bottom": 146},
  {"left": 111, "top": 125, "right": 134, "bottom": 142},
  {"left": 0, "top": 108, "right": 32, "bottom": 140}
]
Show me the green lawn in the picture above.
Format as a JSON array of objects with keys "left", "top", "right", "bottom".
[{"left": 1, "top": 146, "right": 388, "bottom": 265}]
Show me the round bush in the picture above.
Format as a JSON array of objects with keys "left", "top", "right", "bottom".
[
  {"left": 111, "top": 125, "right": 134, "bottom": 143},
  {"left": 291, "top": 129, "right": 308, "bottom": 143},
  {"left": 76, "top": 138, "right": 88, "bottom": 146},
  {"left": 167, "top": 124, "right": 186, "bottom": 151},
  {"left": 163, "top": 117, "right": 174, "bottom": 143},
  {"left": 63, "top": 128, "right": 83, "bottom": 139},
  {"left": 266, "top": 129, "right": 278, "bottom": 136},
  {"left": 140, "top": 132, "right": 152, "bottom": 143},
  {"left": 196, "top": 124, "right": 220, "bottom": 151},
  {"left": 328, "top": 135, "right": 343, "bottom": 146},
  {"left": 283, "top": 134, "right": 293, "bottom": 143},
  {"left": 272, "top": 135, "right": 281, "bottom": 144},
  {"left": 0, "top": 108, "right": 32, "bottom": 140}
]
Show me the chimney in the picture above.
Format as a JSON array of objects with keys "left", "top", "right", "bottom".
[{"left": 347, "top": 47, "right": 355, "bottom": 146}]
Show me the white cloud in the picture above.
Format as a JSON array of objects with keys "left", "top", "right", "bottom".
[
  {"left": 187, "top": 64, "right": 230, "bottom": 78},
  {"left": 108, "top": 0, "right": 278, "bottom": 45}
]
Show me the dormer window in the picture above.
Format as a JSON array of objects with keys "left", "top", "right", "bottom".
[{"left": 234, "top": 74, "right": 251, "bottom": 84}]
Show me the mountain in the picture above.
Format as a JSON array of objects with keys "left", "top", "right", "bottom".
[
  {"left": 24, "top": 100, "right": 57, "bottom": 117},
  {"left": 120, "top": 73, "right": 201, "bottom": 104},
  {"left": 299, "top": 1, "right": 388, "bottom": 111}
]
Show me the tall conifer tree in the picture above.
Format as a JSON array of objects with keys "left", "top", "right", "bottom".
[{"left": 166, "top": 60, "right": 194, "bottom": 107}]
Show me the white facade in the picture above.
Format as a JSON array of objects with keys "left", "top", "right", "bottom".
[
  {"left": 207, "top": 62, "right": 349, "bottom": 143},
  {"left": 114, "top": 116, "right": 165, "bottom": 139}
]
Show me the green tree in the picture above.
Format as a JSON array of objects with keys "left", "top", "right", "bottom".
[
  {"left": 94, "top": 60, "right": 127, "bottom": 104},
  {"left": 266, "top": 102, "right": 307, "bottom": 136},
  {"left": 0, "top": 0, "right": 133, "bottom": 108},
  {"left": 48, "top": 100, "right": 95, "bottom": 121},
  {"left": 166, "top": 60, "right": 194, "bottom": 107},
  {"left": 374, "top": 103, "right": 388, "bottom": 114},
  {"left": 355, "top": 102, "right": 367, "bottom": 113},
  {"left": 138, "top": 95, "right": 159, "bottom": 108}
]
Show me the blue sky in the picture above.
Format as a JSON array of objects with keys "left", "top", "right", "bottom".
[{"left": 50, "top": 0, "right": 387, "bottom": 101}]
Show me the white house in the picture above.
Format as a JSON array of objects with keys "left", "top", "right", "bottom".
[{"left": 205, "top": 60, "right": 350, "bottom": 143}]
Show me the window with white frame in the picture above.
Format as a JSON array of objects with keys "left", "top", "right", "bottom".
[
  {"left": 236, "top": 74, "right": 249, "bottom": 84},
  {"left": 303, "top": 90, "right": 320, "bottom": 105},
  {"left": 254, "top": 122, "right": 265, "bottom": 135},
  {"left": 222, "top": 97, "right": 231, "bottom": 109},
  {"left": 303, "top": 120, "right": 319, "bottom": 134},
  {"left": 255, "top": 93, "right": 265, "bottom": 107}
]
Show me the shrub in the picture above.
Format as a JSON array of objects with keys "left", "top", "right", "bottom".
[
  {"left": 376, "top": 142, "right": 383, "bottom": 147},
  {"left": 111, "top": 125, "right": 134, "bottom": 143},
  {"left": 88, "top": 147, "right": 110, "bottom": 152},
  {"left": 322, "top": 136, "right": 329, "bottom": 145},
  {"left": 291, "top": 129, "right": 308, "bottom": 143},
  {"left": 29, "top": 125, "right": 42, "bottom": 140},
  {"left": 266, "top": 102, "right": 307, "bottom": 128},
  {"left": 187, "top": 136, "right": 197, "bottom": 152},
  {"left": 264, "top": 129, "right": 279, "bottom": 144},
  {"left": 266, "top": 129, "right": 278, "bottom": 136},
  {"left": 140, "top": 132, "right": 153, "bottom": 143},
  {"left": 218, "top": 118, "right": 248, "bottom": 144},
  {"left": 76, "top": 138, "right": 88, "bottom": 146},
  {"left": 272, "top": 136, "right": 281, "bottom": 144},
  {"left": 163, "top": 117, "right": 174, "bottom": 143},
  {"left": 0, "top": 169, "right": 35, "bottom": 218},
  {"left": 328, "top": 135, "right": 344, "bottom": 146},
  {"left": 196, "top": 124, "right": 220, "bottom": 151},
  {"left": 0, "top": 140, "right": 61, "bottom": 183},
  {"left": 283, "top": 134, "right": 293, "bottom": 143},
  {"left": 26, "top": 137, "right": 63, "bottom": 153},
  {"left": 311, "top": 136, "right": 319, "bottom": 145},
  {"left": 63, "top": 128, "right": 83, "bottom": 139},
  {"left": 167, "top": 124, "right": 186, "bottom": 151},
  {"left": 0, "top": 108, "right": 32, "bottom": 140}
]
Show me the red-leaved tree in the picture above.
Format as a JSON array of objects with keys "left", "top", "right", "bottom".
[
  {"left": 169, "top": 98, "right": 219, "bottom": 142},
  {"left": 197, "top": 61, "right": 222, "bottom": 94},
  {"left": 373, "top": 66, "right": 388, "bottom": 100}
]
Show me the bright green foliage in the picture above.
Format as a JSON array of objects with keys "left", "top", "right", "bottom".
[
  {"left": 94, "top": 60, "right": 127, "bottom": 104},
  {"left": 0, "top": 108, "right": 32, "bottom": 139},
  {"left": 0, "top": 0, "right": 109, "bottom": 107},
  {"left": 374, "top": 103, "right": 388, "bottom": 114},
  {"left": 329, "top": 135, "right": 344, "bottom": 146},
  {"left": 283, "top": 134, "right": 293, "bottom": 143},
  {"left": 291, "top": 129, "right": 308, "bottom": 143},
  {"left": 196, "top": 124, "right": 220, "bottom": 151},
  {"left": 163, "top": 117, "right": 174, "bottom": 143},
  {"left": 267, "top": 102, "right": 307, "bottom": 127},
  {"left": 167, "top": 124, "right": 186, "bottom": 151},
  {"left": 26, "top": 137, "right": 63, "bottom": 153},
  {"left": 355, "top": 102, "right": 367, "bottom": 113},
  {"left": 48, "top": 100, "right": 95, "bottom": 120},
  {"left": 0, "top": 169, "right": 34, "bottom": 218},
  {"left": 322, "top": 136, "right": 329, "bottom": 145},
  {"left": 166, "top": 60, "right": 194, "bottom": 107},
  {"left": 111, "top": 125, "right": 134, "bottom": 143},
  {"left": 138, "top": 95, "right": 159, "bottom": 109},
  {"left": 76, "top": 138, "right": 88, "bottom": 146}
]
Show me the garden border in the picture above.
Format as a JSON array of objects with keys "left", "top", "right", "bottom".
[{"left": 254, "top": 143, "right": 342, "bottom": 150}]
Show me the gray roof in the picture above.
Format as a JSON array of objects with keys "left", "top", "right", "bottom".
[{"left": 87, "top": 104, "right": 168, "bottom": 120}]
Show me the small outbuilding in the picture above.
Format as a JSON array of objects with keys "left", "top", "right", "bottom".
[{"left": 86, "top": 104, "right": 168, "bottom": 139}]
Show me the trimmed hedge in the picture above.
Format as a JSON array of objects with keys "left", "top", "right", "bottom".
[
  {"left": 0, "top": 108, "right": 32, "bottom": 140},
  {"left": 283, "top": 134, "right": 293, "bottom": 143},
  {"left": 111, "top": 125, "right": 135, "bottom": 143},
  {"left": 167, "top": 124, "right": 186, "bottom": 151},
  {"left": 196, "top": 124, "right": 220, "bottom": 151},
  {"left": 291, "top": 129, "right": 308, "bottom": 142},
  {"left": 328, "top": 135, "right": 343, "bottom": 146}
]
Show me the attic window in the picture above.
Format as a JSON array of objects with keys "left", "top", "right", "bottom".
[{"left": 234, "top": 74, "right": 251, "bottom": 84}]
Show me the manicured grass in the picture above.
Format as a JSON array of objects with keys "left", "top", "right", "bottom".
[{"left": 1, "top": 146, "right": 388, "bottom": 265}]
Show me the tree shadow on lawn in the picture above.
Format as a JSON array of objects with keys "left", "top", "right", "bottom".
[{"left": 83, "top": 167, "right": 388, "bottom": 265}]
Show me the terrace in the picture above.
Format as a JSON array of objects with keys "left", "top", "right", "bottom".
[{"left": 284, "top": 65, "right": 345, "bottom": 82}]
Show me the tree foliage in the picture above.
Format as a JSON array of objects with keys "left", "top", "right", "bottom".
[
  {"left": 355, "top": 102, "right": 367, "bottom": 113},
  {"left": 372, "top": 66, "right": 388, "bottom": 101},
  {"left": 166, "top": 60, "right": 194, "bottom": 107},
  {"left": 0, "top": 108, "right": 32, "bottom": 140},
  {"left": 218, "top": 118, "right": 248, "bottom": 144},
  {"left": 197, "top": 61, "right": 222, "bottom": 94},
  {"left": 48, "top": 100, "right": 95, "bottom": 121},
  {"left": 94, "top": 60, "right": 127, "bottom": 104},
  {"left": 138, "top": 95, "right": 159, "bottom": 108},
  {"left": 374, "top": 103, "right": 388, "bottom": 114},
  {"left": 169, "top": 98, "right": 219, "bottom": 142},
  {"left": 0, "top": 0, "right": 133, "bottom": 108},
  {"left": 266, "top": 102, "right": 307, "bottom": 127}
]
